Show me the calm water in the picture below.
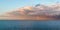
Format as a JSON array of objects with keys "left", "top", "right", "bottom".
[{"left": 0, "top": 20, "right": 60, "bottom": 30}]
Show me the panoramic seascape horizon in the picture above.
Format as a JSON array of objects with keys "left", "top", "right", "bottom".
[{"left": 1, "top": 0, "right": 60, "bottom": 30}]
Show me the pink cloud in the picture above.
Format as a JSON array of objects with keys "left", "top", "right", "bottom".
[{"left": 6, "top": 3, "right": 60, "bottom": 18}]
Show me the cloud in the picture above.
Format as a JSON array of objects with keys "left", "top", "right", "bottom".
[{"left": 6, "top": 3, "right": 60, "bottom": 18}]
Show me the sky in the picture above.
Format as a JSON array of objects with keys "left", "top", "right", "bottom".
[{"left": 0, "top": 0, "right": 60, "bottom": 15}]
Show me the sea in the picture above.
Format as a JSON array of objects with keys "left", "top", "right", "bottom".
[{"left": 0, "top": 20, "right": 60, "bottom": 30}]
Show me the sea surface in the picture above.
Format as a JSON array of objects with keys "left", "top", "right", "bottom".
[{"left": 0, "top": 20, "right": 60, "bottom": 30}]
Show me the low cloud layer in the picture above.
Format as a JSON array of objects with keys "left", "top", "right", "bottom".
[{"left": 6, "top": 3, "right": 60, "bottom": 18}]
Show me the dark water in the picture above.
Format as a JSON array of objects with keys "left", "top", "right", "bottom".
[{"left": 0, "top": 20, "right": 60, "bottom": 30}]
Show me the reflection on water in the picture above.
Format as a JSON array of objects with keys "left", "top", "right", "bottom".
[{"left": 0, "top": 20, "right": 60, "bottom": 30}]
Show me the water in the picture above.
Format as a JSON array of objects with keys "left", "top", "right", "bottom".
[{"left": 0, "top": 20, "right": 60, "bottom": 30}]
